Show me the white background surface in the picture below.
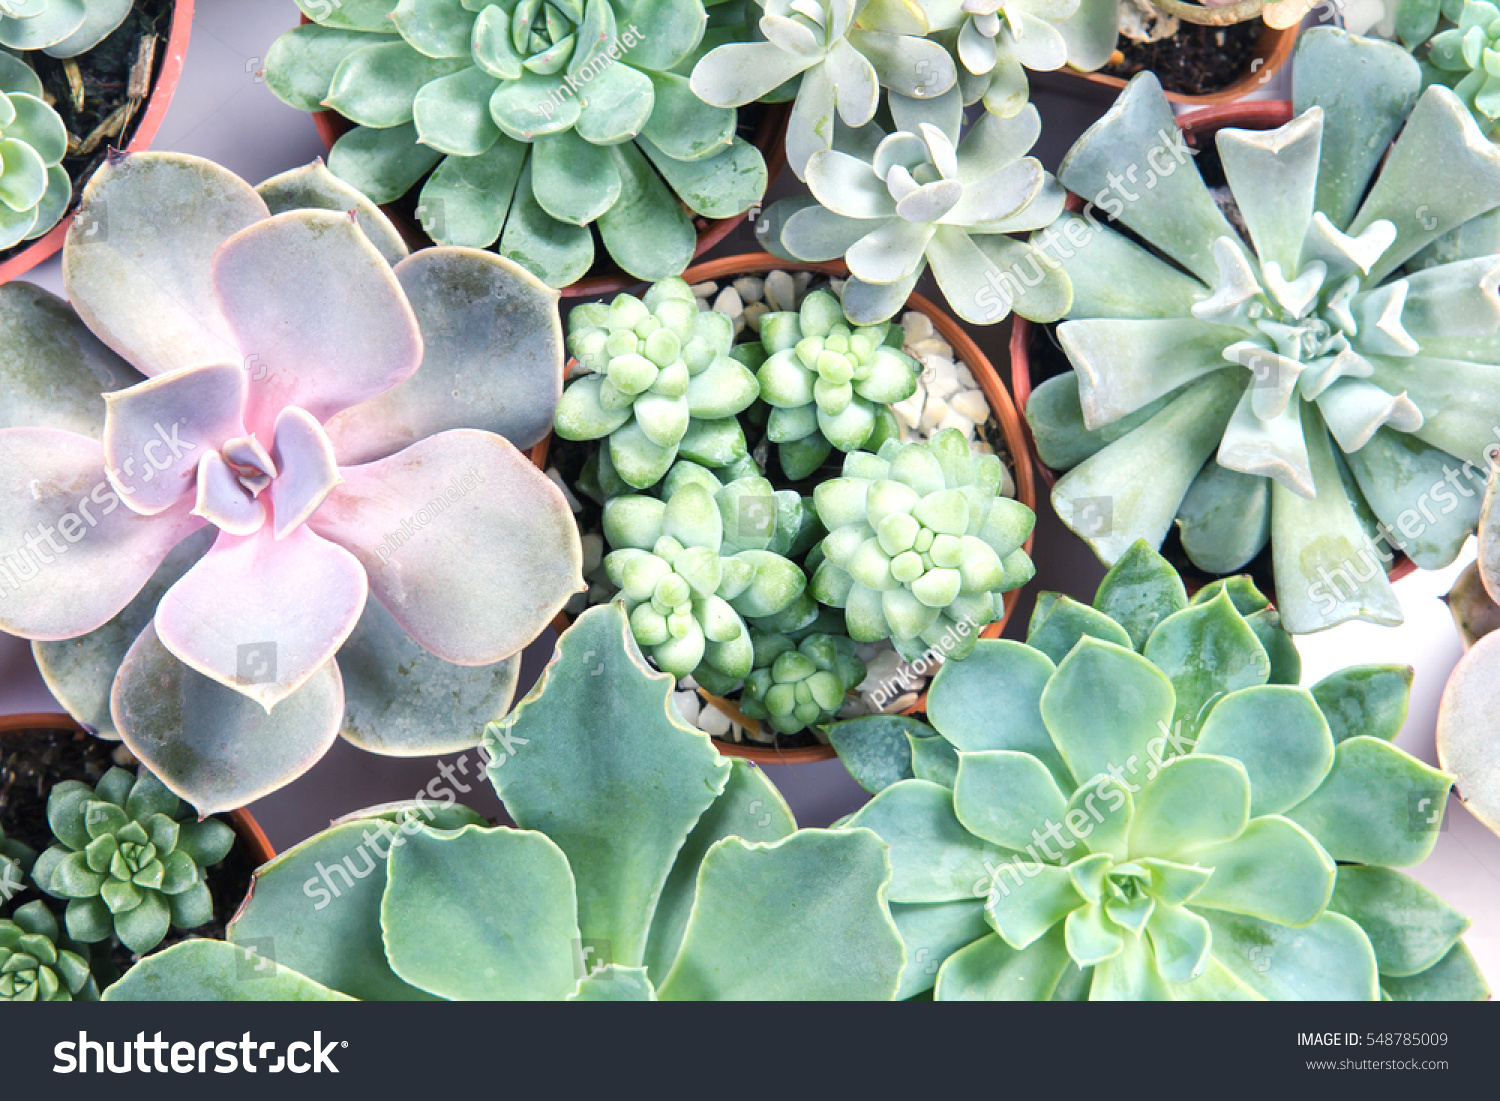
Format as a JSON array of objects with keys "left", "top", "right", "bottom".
[{"left": 3, "top": 0, "right": 1495, "bottom": 992}]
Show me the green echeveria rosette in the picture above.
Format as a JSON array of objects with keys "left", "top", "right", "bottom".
[
  {"left": 1419, "top": 0, "right": 1500, "bottom": 138},
  {"left": 752, "top": 286, "right": 918, "bottom": 480},
  {"left": 841, "top": 540, "right": 1483, "bottom": 1000},
  {"left": 0, "top": 821, "right": 36, "bottom": 905},
  {"left": 602, "top": 474, "right": 807, "bottom": 683},
  {"left": 810, "top": 428, "right": 1034, "bottom": 662},
  {"left": 1027, "top": 27, "right": 1500, "bottom": 635},
  {"left": 265, "top": 0, "right": 769, "bottom": 288},
  {"left": 740, "top": 631, "right": 865, "bottom": 733},
  {"left": 31, "top": 767, "right": 235, "bottom": 955},
  {"left": 0, "top": 0, "right": 133, "bottom": 58},
  {"left": 0, "top": 901, "right": 99, "bottom": 1001},
  {"left": 555, "top": 277, "right": 759, "bottom": 489},
  {"left": 0, "top": 52, "right": 69, "bottom": 250}
]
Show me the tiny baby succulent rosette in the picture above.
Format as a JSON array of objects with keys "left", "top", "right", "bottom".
[
  {"left": 840, "top": 540, "right": 1486, "bottom": 1000},
  {"left": 756, "top": 93, "right": 1071, "bottom": 326},
  {"left": 0, "top": 901, "right": 98, "bottom": 1001},
  {"left": 31, "top": 766, "right": 233, "bottom": 955},
  {"left": 1026, "top": 27, "right": 1500, "bottom": 634},
  {"left": 1402, "top": 0, "right": 1500, "bottom": 139},
  {"left": 265, "top": 0, "right": 769, "bottom": 288},
  {"left": 740, "top": 631, "right": 866, "bottom": 733},
  {"left": 0, "top": 0, "right": 133, "bottom": 57},
  {"left": 0, "top": 52, "right": 68, "bottom": 250},
  {"left": 105, "top": 605, "right": 906, "bottom": 1002},
  {"left": 0, "top": 151, "right": 583, "bottom": 817}
]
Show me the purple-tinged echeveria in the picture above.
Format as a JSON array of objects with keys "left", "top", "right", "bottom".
[{"left": 0, "top": 153, "right": 582, "bottom": 815}]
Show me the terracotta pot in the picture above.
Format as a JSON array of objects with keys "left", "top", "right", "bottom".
[
  {"left": 1010, "top": 98, "right": 1419, "bottom": 594},
  {"left": 300, "top": 12, "right": 790, "bottom": 298},
  {"left": 1058, "top": 18, "right": 1296, "bottom": 106},
  {"left": 0, "top": 712, "right": 275, "bottom": 867},
  {"left": 535, "top": 252, "right": 1039, "bottom": 764},
  {"left": 0, "top": 0, "right": 195, "bottom": 285}
]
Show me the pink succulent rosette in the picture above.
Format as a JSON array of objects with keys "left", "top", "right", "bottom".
[{"left": 0, "top": 153, "right": 582, "bottom": 814}]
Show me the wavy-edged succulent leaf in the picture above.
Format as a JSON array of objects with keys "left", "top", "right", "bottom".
[
  {"left": 103, "top": 940, "right": 354, "bottom": 1002},
  {"left": 256, "top": 160, "right": 409, "bottom": 267},
  {"left": 656, "top": 830, "right": 903, "bottom": 1000},
  {"left": 890, "top": 898, "right": 990, "bottom": 999},
  {"left": 326, "top": 248, "right": 564, "bottom": 464},
  {"left": 1437, "top": 630, "right": 1500, "bottom": 836},
  {"left": 488, "top": 604, "right": 730, "bottom": 967},
  {"left": 112, "top": 624, "right": 345, "bottom": 817}
]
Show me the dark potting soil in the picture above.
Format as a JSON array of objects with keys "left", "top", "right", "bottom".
[
  {"left": 1103, "top": 19, "right": 1263, "bottom": 96},
  {"left": 0, "top": 726, "right": 259, "bottom": 989},
  {"left": 0, "top": 0, "right": 174, "bottom": 266}
]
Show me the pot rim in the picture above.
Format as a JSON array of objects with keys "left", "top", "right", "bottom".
[
  {"left": 1052, "top": 17, "right": 1297, "bottom": 106},
  {"left": 0, "top": 0, "right": 197, "bottom": 286},
  {"left": 536, "top": 251, "right": 1040, "bottom": 764},
  {"left": 1009, "top": 96, "right": 1419, "bottom": 592},
  {"left": 0, "top": 711, "right": 276, "bottom": 866}
]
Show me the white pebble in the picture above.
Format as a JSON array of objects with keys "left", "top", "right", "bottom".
[
  {"left": 937, "top": 410, "right": 977, "bottom": 439},
  {"left": 713, "top": 286, "right": 744, "bottom": 318},
  {"left": 764, "top": 270, "right": 796, "bottom": 312},
  {"left": 901, "top": 311, "right": 934, "bottom": 342},
  {"left": 792, "top": 271, "right": 814, "bottom": 298},
  {"left": 743, "top": 301, "right": 769, "bottom": 333},
  {"left": 673, "top": 690, "right": 701, "bottom": 724},
  {"left": 699, "top": 704, "right": 733, "bottom": 737},
  {"left": 580, "top": 533, "right": 604, "bottom": 574},
  {"left": 951, "top": 390, "right": 989, "bottom": 422},
  {"left": 546, "top": 467, "right": 583, "bottom": 513},
  {"left": 921, "top": 395, "right": 949, "bottom": 430},
  {"left": 892, "top": 391, "right": 925, "bottom": 432},
  {"left": 912, "top": 337, "right": 953, "bottom": 359},
  {"left": 745, "top": 723, "right": 775, "bottom": 745},
  {"left": 733, "top": 276, "right": 763, "bottom": 304},
  {"left": 883, "top": 692, "right": 919, "bottom": 714},
  {"left": 690, "top": 281, "right": 718, "bottom": 298}
]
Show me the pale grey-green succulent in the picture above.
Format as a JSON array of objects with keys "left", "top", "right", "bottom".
[
  {"left": 0, "top": 0, "right": 131, "bottom": 57},
  {"left": 0, "top": 52, "right": 67, "bottom": 250},
  {"left": 1028, "top": 27, "right": 1500, "bottom": 634},
  {"left": 740, "top": 629, "right": 865, "bottom": 733},
  {"left": 810, "top": 428, "right": 1034, "bottom": 661},
  {"left": 265, "top": 0, "right": 768, "bottom": 287},
  {"left": 555, "top": 277, "right": 758, "bottom": 489},
  {"left": 105, "top": 604, "right": 906, "bottom": 1002},
  {"left": 838, "top": 540, "right": 1484, "bottom": 1000}
]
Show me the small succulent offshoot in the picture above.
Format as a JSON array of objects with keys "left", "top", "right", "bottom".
[
  {"left": 0, "top": 901, "right": 98, "bottom": 1001},
  {"left": 740, "top": 631, "right": 866, "bottom": 734},
  {"left": 32, "top": 767, "right": 235, "bottom": 955},
  {"left": 0, "top": 53, "right": 69, "bottom": 250}
]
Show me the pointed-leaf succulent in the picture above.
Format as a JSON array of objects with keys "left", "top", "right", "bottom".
[
  {"left": 1028, "top": 28, "right": 1500, "bottom": 633},
  {"left": 265, "top": 0, "right": 768, "bottom": 287},
  {"left": 0, "top": 0, "right": 132, "bottom": 57},
  {"left": 555, "top": 277, "right": 758, "bottom": 489},
  {"left": 0, "top": 152, "right": 582, "bottom": 815},
  {"left": 105, "top": 605, "right": 906, "bottom": 1002},
  {"left": 810, "top": 428, "right": 1034, "bottom": 661},
  {"left": 31, "top": 767, "right": 235, "bottom": 955},
  {"left": 840, "top": 540, "right": 1481, "bottom": 1000},
  {"left": 759, "top": 94, "right": 1071, "bottom": 325},
  {"left": 0, "top": 52, "right": 68, "bottom": 250},
  {"left": 0, "top": 900, "right": 99, "bottom": 1001}
]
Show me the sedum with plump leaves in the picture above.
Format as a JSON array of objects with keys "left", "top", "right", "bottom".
[
  {"left": 839, "top": 540, "right": 1485, "bottom": 1000},
  {"left": 811, "top": 428, "right": 1034, "bottom": 661},
  {"left": 0, "top": 152, "right": 582, "bottom": 816},
  {"left": 0, "top": 53, "right": 68, "bottom": 250},
  {"left": 759, "top": 94, "right": 1070, "bottom": 326},
  {"left": 753, "top": 286, "right": 918, "bottom": 479},
  {"left": 555, "top": 277, "right": 758, "bottom": 488},
  {"left": 265, "top": 0, "right": 768, "bottom": 287},
  {"left": 0, "top": 0, "right": 131, "bottom": 57},
  {"left": 1403, "top": 0, "right": 1500, "bottom": 138},
  {"left": 1028, "top": 28, "right": 1500, "bottom": 634},
  {"left": 105, "top": 605, "right": 905, "bottom": 1002},
  {"left": 740, "top": 630, "right": 865, "bottom": 734},
  {"left": 0, "top": 901, "right": 98, "bottom": 1001},
  {"left": 32, "top": 767, "right": 235, "bottom": 955},
  {"left": 690, "top": 0, "right": 957, "bottom": 181}
]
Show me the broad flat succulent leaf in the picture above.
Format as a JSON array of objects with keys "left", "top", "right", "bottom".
[
  {"left": 826, "top": 714, "right": 936, "bottom": 794},
  {"left": 1437, "top": 629, "right": 1500, "bottom": 836},
  {"left": 104, "top": 940, "right": 353, "bottom": 1001},
  {"left": 256, "top": 160, "right": 410, "bottom": 267}
]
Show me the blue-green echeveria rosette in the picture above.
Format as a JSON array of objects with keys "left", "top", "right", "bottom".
[
  {"left": 103, "top": 604, "right": 906, "bottom": 1002},
  {"left": 0, "top": 152, "right": 579, "bottom": 817},
  {"left": 264, "top": 0, "right": 769, "bottom": 288},
  {"left": 810, "top": 428, "right": 1035, "bottom": 662},
  {"left": 841, "top": 539, "right": 1481, "bottom": 1000},
  {"left": 759, "top": 92, "right": 1071, "bottom": 325},
  {"left": 31, "top": 767, "right": 235, "bottom": 955},
  {"left": 689, "top": 0, "right": 959, "bottom": 181},
  {"left": 1026, "top": 27, "right": 1500, "bottom": 634},
  {"left": 555, "top": 277, "right": 759, "bottom": 488},
  {"left": 0, "top": 900, "right": 99, "bottom": 1001},
  {"left": 0, "top": 51, "right": 68, "bottom": 249},
  {"left": 0, "top": 0, "right": 132, "bottom": 58}
]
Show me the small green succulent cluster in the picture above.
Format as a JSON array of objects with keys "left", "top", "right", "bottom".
[
  {"left": 0, "top": 821, "right": 35, "bottom": 902},
  {"left": 741, "top": 631, "right": 866, "bottom": 734},
  {"left": 0, "top": 52, "right": 69, "bottom": 250},
  {"left": 752, "top": 287, "right": 917, "bottom": 480},
  {"left": 811, "top": 429, "right": 1034, "bottom": 661},
  {"left": 33, "top": 767, "right": 235, "bottom": 954},
  {"left": 0, "top": 0, "right": 131, "bottom": 57},
  {"left": 833, "top": 541, "right": 1484, "bottom": 1000},
  {"left": 1410, "top": 0, "right": 1500, "bottom": 137},
  {"left": 556, "top": 278, "right": 759, "bottom": 488},
  {"left": 0, "top": 901, "right": 98, "bottom": 1001}
]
